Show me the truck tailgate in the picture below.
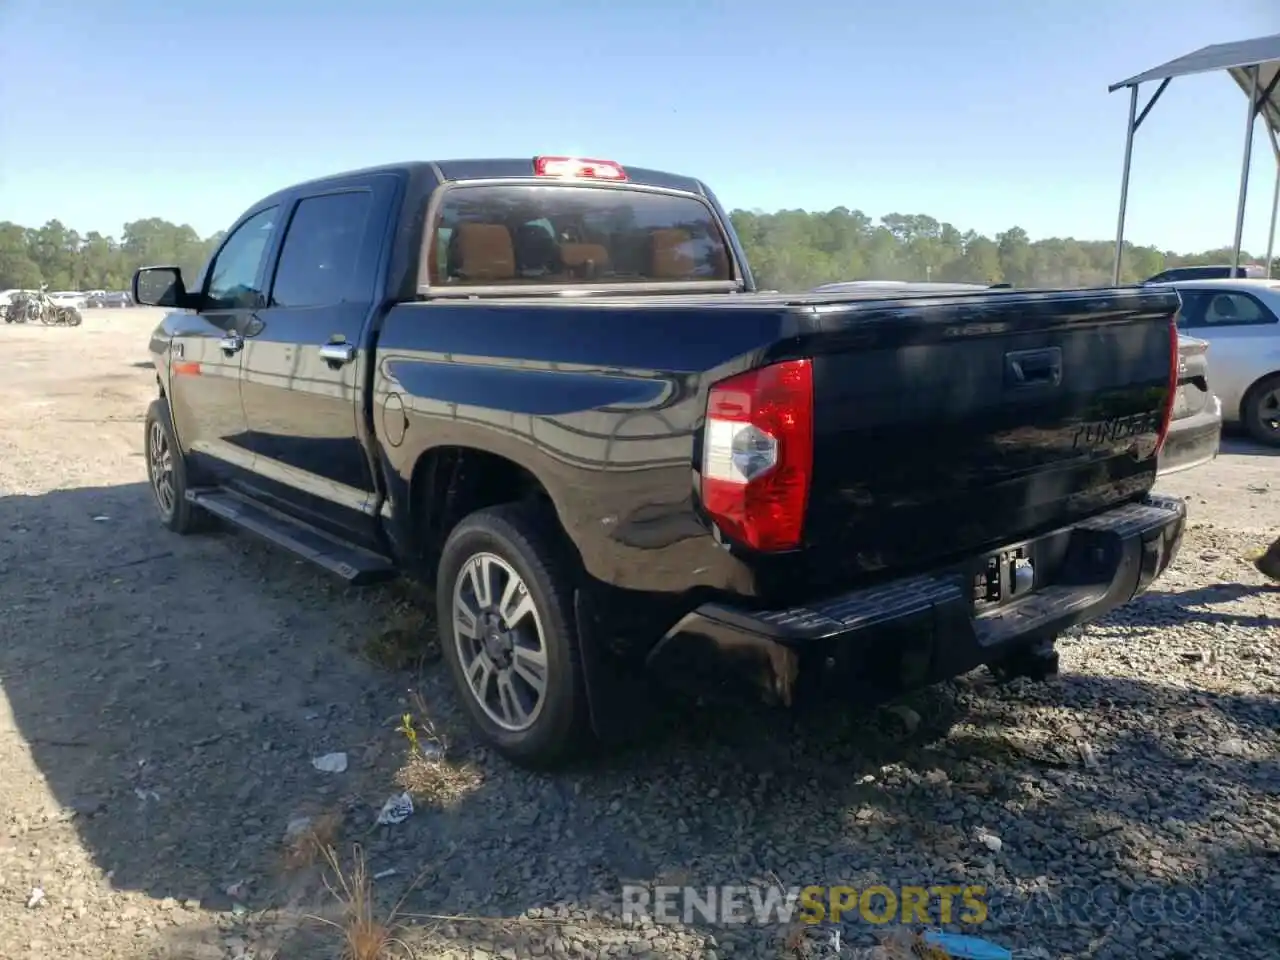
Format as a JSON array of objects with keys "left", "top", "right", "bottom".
[{"left": 799, "top": 288, "right": 1179, "bottom": 580}]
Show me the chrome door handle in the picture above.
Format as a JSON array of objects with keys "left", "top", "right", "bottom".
[
  {"left": 219, "top": 334, "right": 244, "bottom": 354},
  {"left": 319, "top": 342, "right": 356, "bottom": 364}
]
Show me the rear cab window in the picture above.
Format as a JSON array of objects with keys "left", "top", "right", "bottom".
[{"left": 422, "top": 182, "right": 735, "bottom": 295}]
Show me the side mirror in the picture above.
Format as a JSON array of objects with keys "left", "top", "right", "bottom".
[{"left": 133, "top": 266, "right": 197, "bottom": 309}]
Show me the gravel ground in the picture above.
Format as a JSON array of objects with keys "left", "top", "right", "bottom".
[{"left": 0, "top": 310, "right": 1277, "bottom": 960}]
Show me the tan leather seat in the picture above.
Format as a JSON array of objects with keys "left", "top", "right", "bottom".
[
  {"left": 649, "top": 229, "right": 694, "bottom": 279},
  {"left": 560, "top": 243, "right": 610, "bottom": 277},
  {"left": 450, "top": 224, "right": 516, "bottom": 282}
]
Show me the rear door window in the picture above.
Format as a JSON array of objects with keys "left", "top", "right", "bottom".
[
  {"left": 425, "top": 184, "right": 733, "bottom": 288},
  {"left": 270, "top": 191, "right": 373, "bottom": 309}
]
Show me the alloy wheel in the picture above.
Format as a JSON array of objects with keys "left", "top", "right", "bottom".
[
  {"left": 148, "top": 421, "right": 176, "bottom": 517},
  {"left": 451, "top": 552, "right": 549, "bottom": 731}
]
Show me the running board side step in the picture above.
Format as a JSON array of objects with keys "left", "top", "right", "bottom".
[{"left": 185, "top": 488, "right": 396, "bottom": 585}]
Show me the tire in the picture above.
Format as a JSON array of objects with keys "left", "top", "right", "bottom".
[
  {"left": 144, "top": 398, "right": 210, "bottom": 534},
  {"left": 436, "top": 502, "right": 591, "bottom": 768},
  {"left": 1241, "top": 373, "right": 1280, "bottom": 448}
]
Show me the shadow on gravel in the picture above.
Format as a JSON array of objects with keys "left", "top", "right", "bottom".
[
  {"left": 1218, "top": 432, "right": 1280, "bottom": 458},
  {"left": 1, "top": 483, "right": 1277, "bottom": 960},
  {"left": 1117, "top": 581, "right": 1280, "bottom": 631}
]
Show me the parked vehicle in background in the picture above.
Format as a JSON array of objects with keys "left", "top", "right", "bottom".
[
  {"left": 1144, "top": 264, "right": 1267, "bottom": 284},
  {"left": 4, "top": 287, "right": 82, "bottom": 326},
  {"left": 1170, "top": 279, "right": 1280, "bottom": 447},
  {"left": 85, "top": 291, "right": 108, "bottom": 308},
  {"left": 48, "top": 291, "right": 88, "bottom": 310},
  {"left": 106, "top": 290, "right": 133, "bottom": 308},
  {"left": 131, "top": 155, "right": 1186, "bottom": 768},
  {"left": 1157, "top": 334, "right": 1222, "bottom": 475}
]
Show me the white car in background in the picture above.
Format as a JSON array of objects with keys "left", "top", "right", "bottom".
[
  {"left": 49, "top": 291, "right": 88, "bottom": 309},
  {"left": 1168, "top": 279, "right": 1280, "bottom": 447}
]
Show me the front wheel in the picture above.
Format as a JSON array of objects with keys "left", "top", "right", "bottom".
[
  {"left": 144, "top": 399, "right": 210, "bottom": 534},
  {"left": 436, "top": 502, "right": 591, "bottom": 768}
]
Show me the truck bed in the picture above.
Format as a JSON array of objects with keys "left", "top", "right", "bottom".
[{"left": 378, "top": 284, "right": 1179, "bottom": 605}]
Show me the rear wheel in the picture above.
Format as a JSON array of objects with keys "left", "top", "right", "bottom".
[
  {"left": 144, "top": 399, "right": 210, "bottom": 534},
  {"left": 1242, "top": 373, "right": 1280, "bottom": 447},
  {"left": 436, "top": 502, "right": 591, "bottom": 768}
]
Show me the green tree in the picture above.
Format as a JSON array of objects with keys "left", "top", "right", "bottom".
[
  {"left": 0, "top": 223, "right": 44, "bottom": 288},
  {"left": 0, "top": 208, "right": 1273, "bottom": 295}
]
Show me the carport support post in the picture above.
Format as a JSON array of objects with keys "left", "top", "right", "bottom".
[
  {"left": 1230, "top": 65, "right": 1260, "bottom": 274},
  {"left": 1267, "top": 131, "right": 1280, "bottom": 279},
  {"left": 1112, "top": 85, "right": 1139, "bottom": 285}
]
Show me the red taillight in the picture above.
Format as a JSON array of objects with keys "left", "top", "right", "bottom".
[
  {"left": 700, "top": 359, "right": 814, "bottom": 551},
  {"left": 1155, "top": 313, "right": 1179, "bottom": 454},
  {"left": 533, "top": 156, "right": 628, "bottom": 181}
]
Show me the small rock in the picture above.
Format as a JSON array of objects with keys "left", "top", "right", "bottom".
[
  {"left": 1076, "top": 740, "right": 1099, "bottom": 771},
  {"left": 311, "top": 752, "right": 348, "bottom": 774},
  {"left": 886, "top": 704, "right": 921, "bottom": 734},
  {"left": 1218, "top": 738, "right": 1248, "bottom": 757}
]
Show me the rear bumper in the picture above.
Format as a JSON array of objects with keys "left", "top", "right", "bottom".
[
  {"left": 1157, "top": 398, "right": 1222, "bottom": 476},
  {"left": 647, "top": 494, "right": 1187, "bottom": 705}
]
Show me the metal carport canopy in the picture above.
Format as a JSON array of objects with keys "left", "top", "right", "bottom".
[{"left": 1108, "top": 33, "right": 1280, "bottom": 283}]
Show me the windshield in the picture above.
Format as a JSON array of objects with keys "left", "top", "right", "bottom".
[{"left": 426, "top": 183, "right": 733, "bottom": 288}]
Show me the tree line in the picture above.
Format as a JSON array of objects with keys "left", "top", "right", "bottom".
[{"left": 0, "top": 210, "right": 1274, "bottom": 293}]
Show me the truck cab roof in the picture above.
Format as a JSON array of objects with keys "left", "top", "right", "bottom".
[{"left": 254, "top": 158, "right": 714, "bottom": 207}]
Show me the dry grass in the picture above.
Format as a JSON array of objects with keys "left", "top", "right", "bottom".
[
  {"left": 279, "top": 809, "right": 345, "bottom": 874},
  {"left": 779, "top": 920, "right": 813, "bottom": 959},
  {"left": 872, "top": 928, "right": 960, "bottom": 959},
  {"left": 310, "top": 844, "right": 416, "bottom": 960},
  {"left": 362, "top": 580, "right": 439, "bottom": 671},
  {"left": 778, "top": 925, "right": 969, "bottom": 960},
  {"left": 393, "top": 691, "right": 483, "bottom": 808}
]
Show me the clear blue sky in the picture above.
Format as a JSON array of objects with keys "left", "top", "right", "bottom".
[{"left": 1, "top": 0, "right": 1277, "bottom": 253}]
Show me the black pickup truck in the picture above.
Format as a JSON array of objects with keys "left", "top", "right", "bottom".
[{"left": 133, "top": 156, "right": 1186, "bottom": 767}]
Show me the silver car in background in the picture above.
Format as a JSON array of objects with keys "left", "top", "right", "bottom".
[
  {"left": 1167, "top": 279, "right": 1280, "bottom": 447},
  {"left": 1158, "top": 334, "right": 1222, "bottom": 475}
]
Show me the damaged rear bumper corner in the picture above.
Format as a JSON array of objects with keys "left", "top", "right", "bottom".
[
  {"left": 1157, "top": 398, "right": 1222, "bottom": 477},
  {"left": 645, "top": 494, "right": 1187, "bottom": 707}
]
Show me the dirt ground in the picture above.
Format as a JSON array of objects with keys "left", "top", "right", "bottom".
[{"left": 1, "top": 309, "right": 1277, "bottom": 960}]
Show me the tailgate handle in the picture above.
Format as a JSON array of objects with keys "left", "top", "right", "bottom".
[{"left": 1005, "top": 347, "right": 1062, "bottom": 388}]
